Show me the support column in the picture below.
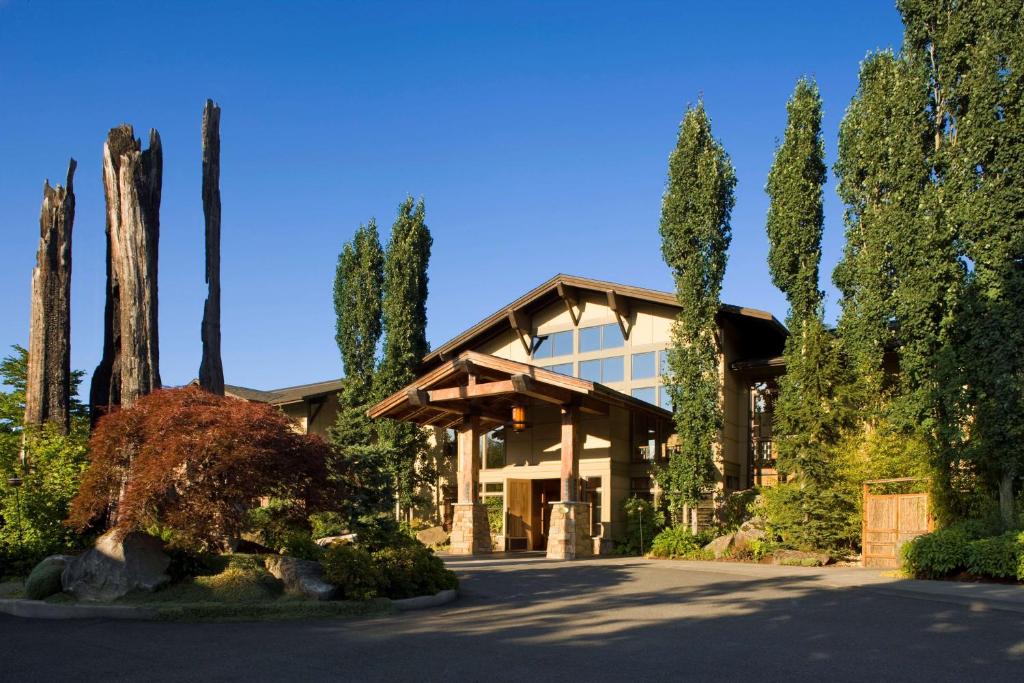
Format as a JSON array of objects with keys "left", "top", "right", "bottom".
[
  {"left": 450, "top": 414, "right": 491, "bottom": 554},
  {"left": 548, "top": 404, "right": 593, "bottom": 559}
]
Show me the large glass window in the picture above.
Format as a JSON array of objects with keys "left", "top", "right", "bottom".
[
  {"left": 482, "top": 427, "right": 506, "bottom": 469},
  {"left": 631, "top": 386, "right": 657, "bottom": 405},
  {"left": 579, "top": 356, "right": 624, "bottom": 383},
  {"left": 533, "top": 330, "right": 573, "bottom": 359},
  {"left": 659, "top": 349, "right": 671, "bottom": 377},
  {"left": 544, "top": 362, "right": 573, "bottom": 377},
  {"left": 579, "top": 323, "right": 624, "bottom": 352},
  {"left": 631, "top": 351, "right": 656, "bottom": 379}
]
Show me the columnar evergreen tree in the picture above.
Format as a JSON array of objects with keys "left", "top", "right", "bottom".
[
  {"left": 376, "top": 198, "right": 432, "bottom": 517},
  {"left": 765, "top": 79, "right": 857, "bottom": 550},
  {"left": 329, "top": 220, "right": 387, "bottom": 517},
  {"left": 657, "top": 103, "right": 735, "bottom": 529},
  {"left": 898, "top": 0, "right": 1024, "bottom": 526}
]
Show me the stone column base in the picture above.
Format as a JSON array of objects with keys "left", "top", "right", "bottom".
[
  {"left": 546, "top": 501, "right": 593, "bottom": 560},
  {"left": 449, "top": 502, "right": 492, "bottom": 555}
]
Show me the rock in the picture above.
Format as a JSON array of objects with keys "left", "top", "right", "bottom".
[
  {"left": 732, "top": 527, "right": 766, "bottom": 554},
  {"left": 62, "top": 531, "right": 171, "bottom": 601},
  {"left": 25, "top": 555, "right": 74, "bottom": 600},
  {"left": 772, "top": 549, "right": 831, "bottom": 567},
  {"left": 264, "top": 555, "right": 338, "bottom": 601},
  {"left": 416, "top": 526, "right": 450, "bottom": 547},
  {"left": 704, "top": 533, "right": 735, "bottom": 559},
  {"left": 314, "top": 534, "right": 356, "bottom": 547},
  {"left": 739, "top": 516, "right": 766, "bottom": 532}
]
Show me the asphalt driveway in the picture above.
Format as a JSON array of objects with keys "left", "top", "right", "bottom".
[{"left": 2, "top": 555, "right": 1023, "bottom": 682}]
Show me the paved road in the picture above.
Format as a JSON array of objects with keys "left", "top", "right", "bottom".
[{"left": 2, "top": 555, "right": 1023, "bottom": 682}]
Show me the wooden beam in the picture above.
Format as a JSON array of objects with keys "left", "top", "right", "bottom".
[
  {"left": 457, "top": 415, "right": 481, "bottom": 504},
  {"left": 507, "top": 307, "right": 533, "bottom": 355},
  {"left": 606, "top": 289, "right": 631, "bottom": 340},
  {"left": 556, "top": 282, "right": 580, "bottom": 326},
  {"left": 428, "top": 380, "right": 516, "bottom": 402},
  {"left": 407, "top": 388, "right": 430, "bottom": 407},
  {"left": 560, "top": 404, "right": 580, "bottom": 501}
]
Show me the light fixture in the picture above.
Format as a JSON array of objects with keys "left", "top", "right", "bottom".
[{"left": 511, "top": 404, "right": 528, "bottom": 432}]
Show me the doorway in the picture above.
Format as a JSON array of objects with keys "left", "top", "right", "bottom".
[{"left": 531, "top": 479, "right": 561, "bottom": 551}]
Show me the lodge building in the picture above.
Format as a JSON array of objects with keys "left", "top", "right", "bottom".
[{"left": 367, "top": 274, "right": 786, "bottom": 559}]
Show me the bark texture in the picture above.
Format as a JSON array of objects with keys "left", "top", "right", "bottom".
[
  {"left": 199, "top": 99, "right": 224, "bottom": 395},
  {"left": 90, "top": 125, "right": 162, "bottom": 420},
  {"left": 25, "top": 159, "right": 77, "bottom": 433}
]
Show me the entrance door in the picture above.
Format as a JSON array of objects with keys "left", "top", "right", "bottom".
[
  {"left": 532, "top": 479, "right": 562, "bottom": 551},
  {"left": 506, "top": 479, "right": 531, "bottom": 551}
]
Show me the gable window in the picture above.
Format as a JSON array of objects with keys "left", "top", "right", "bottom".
[
  {"left": 532, "top": 330, "right": 573, "bottom": 359},
  {"left": 543, "top": 362, "right": 574, "bottom": 377},
  {"left": 579, "top": 323, "right": 624, "bottom": 353},
  {"left": 631, "top": 351, "right": 655, "bottom": 379},
  {"left": 579, "top": 356, "right": 624, "bottom": 383}
]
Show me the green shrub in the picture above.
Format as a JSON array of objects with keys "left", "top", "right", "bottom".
[
  {"left": 618, "top": 497, "right": 662, "bottom": 555},
  {"left": 715, "top": 489, "right": 759, "bottom": 533},
  {"left": 321, "top": 544, "right": 382, "bottom": 600},
  {"left": 747, "top": 538, "right": 777, "bottom": 562},
  {"left": 351, "top": 513, "right": 417, "bottom": 553},
  {"left": 965, "top": 532, "right": 1024, "bottom": 580},
  {"left": 24, "top": 558, "right": 65, "bottom": 599},
  {"left": 901, "top": 526, "right": 972, "bottom": 579},
  {"left": 372, "top": 544, "right": 457, "bottom": 599},
  {"left": 761, "top": 482, "right": 859, "bottom": 553},
  {"left": 279, "top": 532, "right": 322, "bottom": 561},
  {"left": 244, "top": 499, "right": 311, "bottom": 553},
  {"left": 649, "top": 525, "right": 705, "bottom": 559},
  {"left": 309, "top": 512, "right": 346, "bottom": 539}
]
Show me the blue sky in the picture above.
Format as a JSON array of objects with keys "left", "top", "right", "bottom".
[{"left": 0, "top": 1, "right": 905, "bottom": 393}]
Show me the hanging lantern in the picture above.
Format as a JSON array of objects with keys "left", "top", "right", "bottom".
[{"left": 511, "top": 404, "right": 528, "bottom": 432}]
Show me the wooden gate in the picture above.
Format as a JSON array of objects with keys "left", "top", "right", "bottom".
[
  {"left": 862, "top": 479, "right": 932, "bottom": 568},
  {"left": 506, "top": 479, "right": 531, "bottom": 551}
]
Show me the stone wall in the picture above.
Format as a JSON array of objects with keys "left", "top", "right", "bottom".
[
  {"left": 546, "top": 502, "right": 593, "bottom": 560},
  {"left": 449, "top": 502, "right": 492, "bottom": 555}
]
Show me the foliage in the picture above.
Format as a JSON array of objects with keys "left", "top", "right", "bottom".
[
  {"left": 309, "top": 511, "right": 346, "bottom": 540},
  {"left": 350, "top": 513, "right": 418, "bottom": 553},
  {"left": 485, "top": 496, "right": 503, "bottom": 537},
  {"left": 964, "top": 533, "right": 1024, "bottom": 580},
  {"left": 24, "top": 559, "right": 65, "bottom": 599},
  {"left": 376, "top": 197, "right": 433, "bottom": 515},
  {"left": 714, "top": 489, "right": 759, "bottom": 534},
  {"left": 657, "top": 102, "right": 735, "bottom": 518},
  {"left": 760, "top": 482, "right": 859, "bottom": 553},
  {"left": 649, "top": 525, "right": 709, "bottom": 559},
  {"left": 244, "top": 499, "right": 310, "bottom": 551},
  {"left": 746, "top": 538, "right": 778, "bottom": 562},
  {"left": 901, "top": 526, "right": 973, "bottom": 579},
  {"left": 372, "top": 544, "right": 457, "bottom": 599},
  {"left": 329, "top": 219, "right": 390, "bottom": 519},
  {"left": 618, "top": 496, "right": 662, "bottom": 555},
  {"left": 67, "top": 387, "right": 338, "bottom": 551},
  {"left": 0, "top": 346, "right": 90, "bottom": 575},
  {"left": 321, "top": 544, "right": 382, "bottom": 600}
]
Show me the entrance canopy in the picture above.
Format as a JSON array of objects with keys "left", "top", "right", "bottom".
[{"left": 367, "top": 350, "right": 671, "bottom": 429}]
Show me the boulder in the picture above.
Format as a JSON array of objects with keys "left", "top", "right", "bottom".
[
  {"left": 25, "top": 555, "right": 75, "bottom": 600},
  {"left": 732, "top": 527, "right": 766, "bottom": 554},
  {"left": 772, "top": 549, "right": 831, "bottom": 567},
  {"left": 739, "top": 516, "right": 766, "bottom": 532},
  {"left": 62, "top": 531, "right": 171, "bottom": 601},
  {"left": 264, "top": 555, "right": 337, "bottom": 601},
  {"left": 704, "top": 533, "right": 735, "bottom": 559},
  {"left": 416, "top": 526, "right": 450, "bottom": 547},
  {"left": 314, "top": 533, "right": 356, "bottom": 547}
]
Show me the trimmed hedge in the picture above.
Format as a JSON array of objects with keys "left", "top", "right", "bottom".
[{"left": 901, "top": 524, "right": 1024, "bottom": 581}]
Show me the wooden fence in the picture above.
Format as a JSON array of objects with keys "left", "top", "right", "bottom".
[{"left": 862, "top": 478, "right": 932, "bottom": 569}]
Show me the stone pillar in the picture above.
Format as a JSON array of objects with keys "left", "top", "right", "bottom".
[
  {"left": 546, "top": 501, "right": 593, "bottom": 560},
  {"left": 450, "top": 415, "right": 491, "bottom": 555}
]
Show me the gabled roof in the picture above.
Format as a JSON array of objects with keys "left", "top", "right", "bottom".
[
  {"left": 421, "top": 273, "right": 786, "bottom": 370},
  {"left": 223, "top": 378, "right": 344, "bottom": 406},
  {"left": 369, "top": 350, "right": 671, "bottom": 430}
]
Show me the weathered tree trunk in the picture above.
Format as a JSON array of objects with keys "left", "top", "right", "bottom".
[
  {"left": 90, "top": 125, "right": 162, "bottom": 418},
  {"left": 998, "top": 471, "right": 1016, "bottom": 530},
  {"left": 199, "top": 99, "right": 225, "bottom": 395},
  {"left": 25, "top": 159, "right": 77, "bottom": 434}
]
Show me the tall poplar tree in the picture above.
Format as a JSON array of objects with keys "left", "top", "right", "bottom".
[
  {"left": 376, "top": 197, "right": 432, "bottom": 516},
  {"left": 765, "top": 79, "right": 855, "bottom": 550},
  {"left": 899, "top": 0, "right": 1024, "bottom": 526},
  {"left": 657, "top": 102, "right": 735, "bottom": 530},
  {"left": 329, "top": 220, "right": 387, "bottom": 516}
]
